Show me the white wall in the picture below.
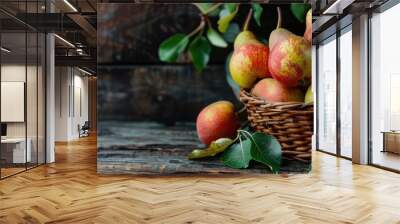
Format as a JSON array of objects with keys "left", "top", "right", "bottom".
[
  {"left": 55, "top": 66, "right": 70, "bottom": 141},
  {"left": 1, "top": 65, "right": 38, "bottom": 138},
  {"left": 1, "top": 63, "right": 46, "bottom": 164},
  {"left": 55, "top": 67, "right": 89, "bottom": 141}
]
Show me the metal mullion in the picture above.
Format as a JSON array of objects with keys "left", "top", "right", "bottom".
[
  {"left": 36, "top": 0, "right": 39, "bottom": 168},
  {"left": 367, "top": 11, "right": 373, "bottom": 166},
  {"left": 336, "top": 28, "right": 341, "bottom": 157},
  {"left": 25, "top": 0, "right": 28, "bottom": 171},
  {"left": 42, "top": 20, "right": 48, "bottom": 164},
  {"left": 315, "top": 44, "right": 320, "bottom": 151},
  {"left": 44, "top": 0, "right": 47, "bottom": 164}
]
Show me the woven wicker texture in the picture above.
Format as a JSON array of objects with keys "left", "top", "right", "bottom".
[{"left": 240, "top": 90, "right": 313, "bottom": 162}]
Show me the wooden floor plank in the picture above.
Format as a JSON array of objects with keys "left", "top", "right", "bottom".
[{"left": 0, "top": 135, "right": 399, "bottom": 223}]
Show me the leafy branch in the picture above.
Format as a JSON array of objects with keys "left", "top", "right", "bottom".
[
  {"left": 158, "top": 3, "right": 263, "bottom": 72},
  {"left": 158, "top": 3, "right": 310, "bottom": 73}
]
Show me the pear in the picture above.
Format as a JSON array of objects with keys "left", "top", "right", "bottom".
[
  {"left": 233, "top": 9, "right": 264, "bottom": 50},
  {"left": 268, "top": 7, "right": 311, "bottom": 87},
  {"left": 196, "top": 101, "right": 239, "bottom": 145},
  {"left": 251, "top": 78, "right": 304, "bottom": 103},
  {"left": 234, "top": 30, "right": 262, "bottom": 50},
  {"left": 229, "top": 9, "right": 270, "bottom": 89},
  {"left": 304, "top": 9, "right": 312, "bottom": 43},
  {"left": 304, "top": 86, "right": 313, "bottom": 103},
  {"left": 268, "top": 35, "right": 311, "bottom": 87},
  {"left": 269, "top": 7, "right": 294, "bottom": 50}
]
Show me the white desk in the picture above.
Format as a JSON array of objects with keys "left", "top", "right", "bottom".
[{"left": 1, "top": 138, "right": 31, "bottom": 163}]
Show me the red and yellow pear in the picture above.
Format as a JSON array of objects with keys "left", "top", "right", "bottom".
[
  {"left": 234, "top": 30, "right": 261, "bottom": 50},
  {"left": 268, "top": 7, "right": 294, "bottom": 50},
  {"left": 304, "top": 9, "right": 312, "bottom": 43},
  {"left": 251, "top": 78, "right": 304, "bottom": 103},
  {"left": 196, "top": 101, "right": 239, "bottom": 145},
  {"left": 229, "top": 10, "right": 270, "bottom": 89},
  {"left": 268, "top": 7, "right": 311, "bottom": 87}
]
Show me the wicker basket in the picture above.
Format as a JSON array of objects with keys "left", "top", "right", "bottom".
[{"left": 240, "top": 90, "right": 313, "bottom": 162}]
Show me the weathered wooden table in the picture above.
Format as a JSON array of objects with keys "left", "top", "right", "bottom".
[{"left": 98, "top": 121, "right": 311, "bottom": 175}]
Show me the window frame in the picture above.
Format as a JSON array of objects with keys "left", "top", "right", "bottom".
[
  {"left": 315, "top": 23, "right": 353, "bottom": 161},
  {"left": 367, "top": 1, "right": 400, "bottom": 173}
]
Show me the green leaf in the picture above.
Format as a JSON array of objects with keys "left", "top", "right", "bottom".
[
  {"left": 193, "top": 3, "right": 220, "bottom": 17},
  {"left": 249, "top": 132, "right": 282, "bottom": 173},
  {"left": 225, "top": 52, "right": 240, "bottom": 99},
  {"left": 219, "top": 8, "right": 229, "bottom": 18},
  {"left": 218, "top": 6, "right": 238, "bottom": 33},
  {"left": 223, "top": 23, "right": 240, "bottom": 43},
  {"left": 193, "top": 3, "right": 210, "bottom": 14},
  {"left": 189, "top": 36, "right": 211, "bottom": 72},
  {"left": 188, "top": 138, "right": 234, "bottom": 159},
  {"left": 290, "top": 3, "right": 311, "bottom": 23},
  {"left": 207, "top": 28, "right": 228, "bottom": 48},
  {"left": 221, "top": 138, "right": 252, "bottom": 169},
  {"left": 252, "top": 4, "right": 263, "bottom": 27},
  {"left": 158, "top": 34, "right": 189, "bottom": 62},
  {"left": 224, "top": 3, "right": 237, "bottom": 13}
]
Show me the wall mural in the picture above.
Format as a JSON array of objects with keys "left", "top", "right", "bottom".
[{"left": 97, "top": 3, "right": 313, "bottom": 174}]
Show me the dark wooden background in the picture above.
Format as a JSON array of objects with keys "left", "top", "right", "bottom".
[
  {"left": 98, "top": 4, "right": 305, "bottom": 65},
  {"left": 97, "top": 3, "right": 306, "bottom": 121},
  {"left": 98, "top": 65, "right": 238, "bottom": 122}
]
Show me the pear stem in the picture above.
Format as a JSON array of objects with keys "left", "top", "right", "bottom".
[
  {"left": 276, "top": 7, "right": 282, "bottom": 29},
  {"left": 243, "top": 8, "right": 253, "bottom": 31}
]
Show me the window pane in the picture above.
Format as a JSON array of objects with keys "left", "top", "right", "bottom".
[
  {"left": 371, "top": 3, "right": 400, "bottom": 171},
  {"left": 318, "top": 36, "right": 337, "bottom": 154},
  {"left": 340, "top": 28, "right": 352, "bottom": 158},
  {"left": 27, "top": 31, "right": 38, "bottom": 169},
  {"left": 1, "top": 31, "right": 28, "bottom": 177},
  {"left": 38, "top": 33, "right": 45, "bottom": 165}
]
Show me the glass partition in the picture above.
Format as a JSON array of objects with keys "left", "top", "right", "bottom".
[
  {"left": 0, "top": 1, "right": 46, "bottom": 179},
  {"left": 27, "top": 30, "right": 38, "bottom": 169},
  {"left": 1, "top": 31, "right": 28, "bottom": 177},
  {"left": 317, "top": 35, "right": 337, "bottom": 154},
  {"left": 371, "top": 3, "right": 400, "bottom": 171},
  {"left": 38, "top": 32, "right": 45, "bottom": 165},
  {"left": 339, "top": 27, "right": 352, "bottom": 158}
]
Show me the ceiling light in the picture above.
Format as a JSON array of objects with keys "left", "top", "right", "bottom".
[
  {"left": 54, "top": 34, "right": 75, "bottom": 48},
  {"left": 78, "top": 67, "right": 93, "bottom": 76},
  {"left": 1, "top": 47, "right": 11, "bottom": 53},
  {"left": 63, "top": 0, "right": 78, "bottom": 12}
]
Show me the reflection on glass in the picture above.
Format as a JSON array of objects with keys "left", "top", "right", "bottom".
[
  {"left": 371, "top": 3, "right": 400, "bottom": 171},
  {"left": 38, "top": 33, "right": 46, "bottom": 165},
  {"left": 318, "top": 36, "right": 337, "bottom": 154},
  {"left": 27, "top": 31, "right": 38, "bottom": 169},
  {"left": 340, "top": 28, "right": 352, "bottom": 158},
  {"left": 0, "top": 1, "right": 46, "bottom": 179},
  {"left": 1, "top": 32, "right": 27, "bottom": 177}
]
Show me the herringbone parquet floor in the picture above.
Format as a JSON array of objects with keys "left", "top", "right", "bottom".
[{"left": 1, "top": 135, "right": 400, "bottom": 224}]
